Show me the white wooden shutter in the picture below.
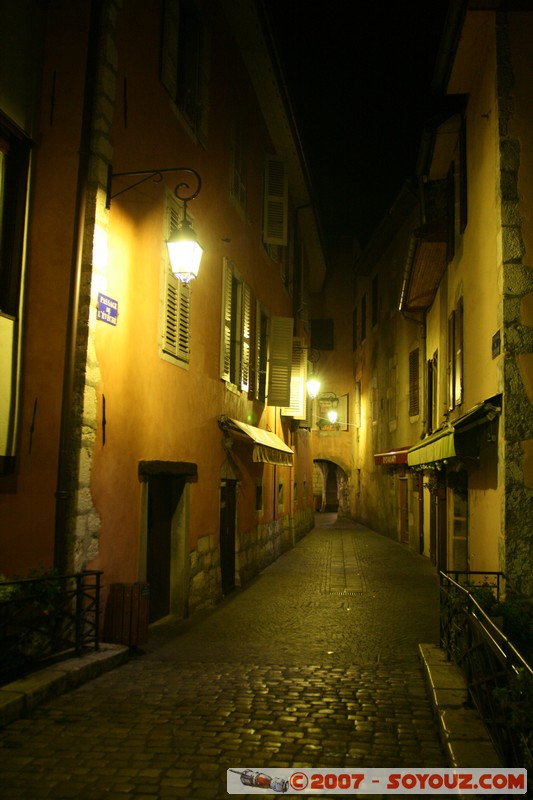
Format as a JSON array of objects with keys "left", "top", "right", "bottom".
[
  {"left": 220, "top": 258, "right": 233, "bottom": 380},
  {"left": 162, "top": 196, "right": 190, "bottom": 364},
  {"left": 281, "top": 337, "right": 307, "bottom": 419},
  {"left": 240, "top": 283, "right": 251, "bottom": 392},
  {"left": 263, "top": 156, "right": 288, "bottom": 245},
  {"left": 267, "top": 316, "right": 293, "bottom": 407},
  {"left": 163, "top": 272, "right": 190, "bottom": 363}
]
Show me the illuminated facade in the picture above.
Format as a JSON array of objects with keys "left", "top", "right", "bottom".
[
  {"left": 0, "top": 0, "right": 327, "bottom": 621},
  {"left": 351, "top": 4, "right": 533, "bottom": 597}
]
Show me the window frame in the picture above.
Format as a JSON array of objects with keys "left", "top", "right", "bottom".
[{"left": 220, "top": 258, "right": 251, "bottom": 392}]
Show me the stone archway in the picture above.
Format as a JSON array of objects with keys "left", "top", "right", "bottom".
[{"left": 313, "top": 459, "right": 349, "bottom": 515}]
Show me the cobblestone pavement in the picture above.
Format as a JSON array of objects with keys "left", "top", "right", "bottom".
[{"left": 0, "top": 517, "right": 450, "bottom": 799}]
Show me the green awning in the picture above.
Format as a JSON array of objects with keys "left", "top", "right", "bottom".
[
  {"left": 407, "top": 397, "right": 501, "bottom": 468},
  {"left": 407, "top": 428, "right": 455, "bottom": 467}
]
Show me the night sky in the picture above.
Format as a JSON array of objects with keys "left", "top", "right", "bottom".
[{"left": 264, "top": 2, "right": 451, "bottom": 247}]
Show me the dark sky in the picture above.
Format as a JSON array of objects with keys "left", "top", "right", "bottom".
[{"left": 264, "top": 2, "right": 451, "bottom": 247}]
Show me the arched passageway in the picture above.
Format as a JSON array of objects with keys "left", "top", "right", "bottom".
[{"left": 313, "top": 459, "right": 349, "bottom": 515}]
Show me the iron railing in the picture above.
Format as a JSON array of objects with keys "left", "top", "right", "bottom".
[
  {"left": 440, "top": 571, "right": 533, "bottom": 770},
  {"left": 0, "top": 570, "right": 102, "bottom": 685}
]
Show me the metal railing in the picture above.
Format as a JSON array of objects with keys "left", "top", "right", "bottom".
[
  {"left": 0, "top": 570, "right": 102, "bottom": 685},
  {"left": 440, "top": 571, "right": 533, "bottom": 770},
  {"left": 444, "top": 569, "right": 505, "bottom": 600}
]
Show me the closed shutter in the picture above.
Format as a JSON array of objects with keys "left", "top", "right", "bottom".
[
  {"left": 409, "top": 348, "right": 420, "bottom": 416},
  {"left": 448, "top": 310, "right": 455, "bottom": 410},
  {"left": 267, "top": 316, "right": 293, "bottom": 407},
  {"left": 281, "top": 337, "right": 307, "bottom": 419},
  {"left": 220, "top": 258, "right": 233, "bottom": 381},
  {"left": 162, "top": 271, "right": 191, "bottom": 363},
  {"left": 162, "top": 196, "right": 190, "bottom": 364},
  {"left": 240, "top": 283, "right": 251, "bottom": 392},
  {"left": 263, "top": 156, "right": 288, "bottom": 245},
  {"left": 455, "top": 297, "right": 463, "bottom": 406}
]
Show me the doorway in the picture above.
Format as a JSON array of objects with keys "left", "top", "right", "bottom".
[
  {"left": 219, "top": 479, "right": 237, "bottom": 595},
  {"left": 399, "top": 476, "right": 409, "bottom": 543},
  {"left": 146, "top": 475, "right": 185, "bottom": 623}
]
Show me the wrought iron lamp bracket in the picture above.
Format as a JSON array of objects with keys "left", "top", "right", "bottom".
[{"left": 105, "top": 165, "right": 202, "bottom": 210}]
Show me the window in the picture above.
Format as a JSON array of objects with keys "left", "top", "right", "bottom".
[
  {"left": 0, "top": 123, "right": 30, "bottom": 472},
  {"left": 371, "top": 375, "right": 378, "bottom": 423},
  {"left": 220, "top": 258, "right": 251, "bottom": 391},
  {"left": 427, "top": 351, "right": 439, "bottom": 433},
  {"left": 388, "top": 358, "right": 397, "bottom": 423},
  {"left": 255, "top": 483, "right": 263, "bottom": 513},
  {"left": 254, "top": 301, "right": 268, "bottom": 404},
  {"left": 281, "top": 337, "right": 308, "bottom": 420},
  {"left": 161, "top": 197, "right": 191, "bottom": 366},
  {"left": 230, "top": 104, "right": 247, "bottom": 211},
  {"left": 409, "top": 347, "right": 420, "bottom": 417},
  {"left": 263, "top": 156, "right": 288, "bottom": 246},
  {"left": 447, "top": 298, "right": 463, "bottom": 411},
  {"left": 267, "top": 316, "right": 293, "bottom": 407},
  {"left": 448, "top": 472, "right": 468, "bottom": 571},
  {"left": 372, "top": 274, "right": 378, "bottom": 327},
  {"left": 310, "top": 318, "right": 334, "bottom": 351},
  {"left": 161, "top": 0, "right": 210, "bottom": 145},
  {"left": 354, "top": 380, "right": 362, "bottom": 428}
]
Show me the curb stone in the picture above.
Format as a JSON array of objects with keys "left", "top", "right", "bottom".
[
  {"left": 419, "top": 642, "right": 502, "bottom": 769},
  {"left": 0, "top": 643, "right": 129, "bottom": 728}
]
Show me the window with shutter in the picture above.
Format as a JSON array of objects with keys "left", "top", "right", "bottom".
[
  {"left": 455, "top": 297, "right": 463, "bottom": 406},
  {"left": 448, "top": 310, "right": 455, "bottom": 411},
  {"left": 254, "top": 302, "right": 268, "bottom": 404},
  {"left": 161, "top": 196, "right": 191, "bottom": 366},
  {"left": 160, "top": 0, "right": 210, "bottom": 145},
  {"left": 281, "top": 337, "right": 307, "bottom": 419},
  {"left": 220, "top": 258, "right": 251, "bottom": 392},
  {"left": 0, "top": 126, "right": 30, "bottom": 472},
  {"left": 267, "top": 316, "right": 293, "bottom": 407},
  {"left": 409, "top": 348, "right": 420, "bottom": 417},
  {"left": 230, "top": 106, "right": 247, "bottom": 212},
  {"left": 263, "top": 156, "right": 288, "bottom": 246}
]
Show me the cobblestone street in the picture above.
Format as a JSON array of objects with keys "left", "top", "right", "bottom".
[{"left": 0, "top": 517, "right": 450, "bottom": 799}]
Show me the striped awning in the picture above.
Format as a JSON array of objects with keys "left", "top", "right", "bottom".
[{"left": 218, "top": 417, "right": 293, "bottom": 467}]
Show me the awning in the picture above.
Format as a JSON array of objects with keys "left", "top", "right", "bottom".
[
  {"left": 407, "top": 398, "right": 501, "bottom": 468},
  {"left": 218, "top": 417, "right": 293, "bottom": 467},
  {"left": 374, "top": 446, "right": 411, "bottom": 466},
  {"left": 408, "top": 428, "right": 456, "bottom": 467}
]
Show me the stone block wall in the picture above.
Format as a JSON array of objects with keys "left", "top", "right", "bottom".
[{"left": 188, "top": 533, "right": 222, "bottom": 613}]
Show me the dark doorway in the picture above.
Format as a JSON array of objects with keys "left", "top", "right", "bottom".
[
  {"left": 399, "top": 477, "right": 409, "bottom": 543},
  {"left": 219, "top": 479, "right": 237, "bottom": 595},
  {"left": 146, "top": 475, "right": 184, "bottom": 623},
  {"left": 324, "top": 467, "right": 339, "bottom": 512}
]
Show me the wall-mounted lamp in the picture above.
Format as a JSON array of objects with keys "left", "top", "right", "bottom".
[
  {"left": 306, "top": 377, "right": 321, "bottom": 399},
  {"left": 106, "top": 166, "right": 203, "bottom": 283},
  {"left": 305, "top": 347, "right": 321, "bottom": 398}
]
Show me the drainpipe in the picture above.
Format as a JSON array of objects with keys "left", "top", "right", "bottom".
[{"left": 54, "top": 1, "right": 103, "bottom": 573}]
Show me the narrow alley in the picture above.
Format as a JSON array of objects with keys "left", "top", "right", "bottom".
[{"left": 0, "top": 518, "right": 450, "bottom": 799}]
